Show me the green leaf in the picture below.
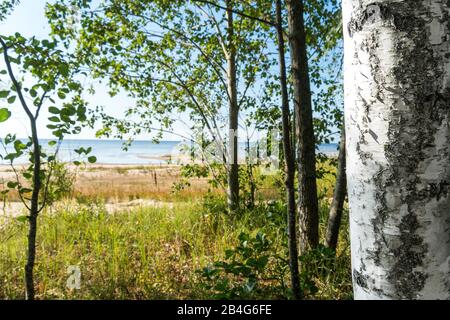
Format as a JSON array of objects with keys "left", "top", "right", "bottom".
[
  {"left": 7, "top": 181, "right": 18, "bottom": 189},
  {"left": 48, "top": 116, "right": 60, "bottom": 122},
  {"left": 8, "top": 56, "right": 19, "bottom": 64},
  {"left": 0, "top": 108, "right": 11, "bottom": 122},
  {"left": 57, "top": 91, "right": 66, "bottom": 99},
  {"left": 0, "top": 90, "right": 9, "bottom": 98},
  {"left": 87, "top": 156, "right": 97, "bottom": 164},
  {"left": 4, "top": 134, "right": 15, "bottom": 145},
  {"left": 48, "top": 107, "right": 60, "bottom": 114},
  {"left": 68, "top": 82, "right": 80, "bottom": 90},
  {"left": 48, "top": 140, "right": 57, "bottom": 146},
  {"left": 16, "top": 215, "right": 28, "bottom": 223},
  {"left": 22, "top": 172, "right": 32, "bottom": 179},
  {"left": 58, "top": 64, "right": 69, "bottom": 77},
  {"left": 14, "top": 140, "right": 26, "bottom": 152},
  {"left": 7, "top": 96, "right": 16, "bottom": 104},
  {"left": 4, "top": 153, "right": 17, "bottom": 161},
  {"left": 19, "top": 187, "right": 32, "bottom": 194},
  {"left": 96, "top": 128, "right": 111, "bottom": 137}
]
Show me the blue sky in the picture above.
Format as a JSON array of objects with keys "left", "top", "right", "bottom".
[
  {"left": 0, "top": 0, "right": 191, "bottom": 141},
  {"left": 0, "top": 1, "right": 342, "bottom": 144}
]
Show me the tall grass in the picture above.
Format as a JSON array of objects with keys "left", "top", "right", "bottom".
[
  {"left": 0, "top": 161, "right": 352, "bottom": 300},
  {"left": 0, "top": 202, "right": 351, "bottom": 299},
  {"left": 0, "top": 200, "right": 276, "bottom": 299}
]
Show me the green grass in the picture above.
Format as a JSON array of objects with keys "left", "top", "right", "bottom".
[
  {"left": 0, "top": 163, "right": 352, "bottom": 300},
  {"left": 1, "top": 201, "right": 243, "bottom": 299}
]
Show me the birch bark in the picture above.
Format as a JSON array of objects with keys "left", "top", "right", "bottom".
[{"left": 343, "top": 0, "right": 450, "bottom": 299}]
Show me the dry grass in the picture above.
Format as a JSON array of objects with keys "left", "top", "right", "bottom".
[
  {"left": 0, "top": 163, "right": 282, "bottom": 204},
  {"left": 73, "top": 165, "right": 213, "bottom": 202},
  {"left": 0, "top": 164, "right": 217, "bottom": 204},
  {"left": 0, "top": 160, "right": 353, "bottom": 300}
]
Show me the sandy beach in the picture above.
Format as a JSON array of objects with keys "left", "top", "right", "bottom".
[{"left": 0, "top": 163, "right": 213, "bottom": 220}]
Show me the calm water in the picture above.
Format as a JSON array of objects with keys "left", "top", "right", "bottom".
[{"left": 0, "top": 139, "right": 338, "bottom": 165}]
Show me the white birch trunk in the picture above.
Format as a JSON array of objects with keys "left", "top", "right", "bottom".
[{"left": 343, "top": 0, "right": 450, "bottom": 299}]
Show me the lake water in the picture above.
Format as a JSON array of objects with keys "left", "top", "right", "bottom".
[{"left": 0, "top": 139, "right": 339, "bottom": 165}]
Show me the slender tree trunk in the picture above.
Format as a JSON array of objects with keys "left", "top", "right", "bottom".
[
  {"left": 343, "top": 0, "right": 450, "bottom": 299},
  {"left": 245, "top": 137, "right": 255, "bottom": 209},
  {"left": 226, "top": 0, "right": 239, "bottom": 212},
  {"left": 1, "top": 38, "right": 42, "bottom": 300},
  {"left": 326, "top": 125, "right": 347, "bottom": 251},
  {"left": 286, "top": 0, "right": 319, "bottom": 253},
  {"left": 291, "top": 107, "right": 296, "bottom": 163},
  {"left": 25, "top": 121, "right": 41, "bottom": 300},
  {"left": 276, "top": 0, "right": 301, "bottom": 299}
]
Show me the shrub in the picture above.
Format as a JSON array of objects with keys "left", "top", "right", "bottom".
[{"left": 43, "top": 161, "right": 76, "bottom": 205}]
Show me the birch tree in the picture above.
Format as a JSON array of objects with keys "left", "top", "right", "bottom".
[
  {"left": 343, "top": 0, "right": 450, "bottom": 299},
  {"left": 0, "top": 32, "right": 92, "bottom": 299}
]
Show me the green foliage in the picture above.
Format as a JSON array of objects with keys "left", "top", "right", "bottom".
[
  {"left": 43, "top": 161, "right": 76, "bottom": 205},
  {"left": 173, "top": 163, "right": 210, "bottom": 192},
  {"left": 307, "top": 0, "right": 344, "bottom": 146},
  {"left": 299, "top": 244, "right": 352, "bottom": 299},
  {"left": 46, "top": 0, "right": 278, "bottom": 153},
  {"left": 0, "top": 0, "right": 20, "bottom": 22},
  {"left": 0, "top": 164, "right": 352, "bottom": 300},
  {"left": 199, "top": 231, "right": 282, "bottom": 299},
  {"left": 0, "top": 108, "right": 11, "bottom": 122},
  {"left": 0, "top": 30, "right": 95, "bottom": 206},
  {"left": 0, "top": 201, "right": 281, "bottom": 299}
]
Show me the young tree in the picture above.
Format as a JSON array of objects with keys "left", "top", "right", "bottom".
[
  {"left": 0, "top": 31, "right": 92, "bottom": 300},
  {"left": 224, "top": 0, "right": 239, "bottom": 211},
  {"left": 275, "top": 0, "right": 300, "bottom": 299},
  {"left": 325, "top": 124, "right": 346, "bottom": 251},
  {"left": 343, "top": 0, "right": 450, "bottom": 299},
  {"left": 286, "top": 0, "right": 319, "bottom": 253},
  {"left": 47, "top": 0, "right": 272, "bottom": 212},
  {"left": 192, "top": 0, "right": 342, "bottom": 291}
]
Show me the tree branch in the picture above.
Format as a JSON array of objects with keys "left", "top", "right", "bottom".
[{"left": 191, "top": 0, "right": 276, "bottom": 27}]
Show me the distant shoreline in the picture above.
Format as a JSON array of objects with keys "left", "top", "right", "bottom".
[
  {"left": 0, "top": 139, "right": 339, "bottom": 166},
  {"left": 0, "top": 156, "right": 339, "bottom": 169}
]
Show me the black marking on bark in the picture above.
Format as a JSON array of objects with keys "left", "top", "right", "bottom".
[
  {"left": 347, "top": 2, "right": 423, "bottom": 37},
  {"left": 353, "top": 0, "right": 450, "bottom": 298},
  {"left": 348, "top": 3, "right": 388, "bottom": 37},
  {"left": 416, "top": 181, "right": 450, "bottom": 202},
  {"left": 368, "top": 129, "right": 379, "bottom": 143},
  {"left": 437, "top": 181, "right": 450, "bottom": 201},
  {"left": 353, "top": 269, "right": 369, "bottom": 289},
  {"left": 369, "top": 164, "right": 390, "bottom": 268},
  {"left": 355, "top": 141, "right": 372, "bottom": 165},
  {"left": 383, "top": 0, "right": 449, "bottom": 298},
  {"left": 388, "top": 211, "right": 428, "bottom": 299}
]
